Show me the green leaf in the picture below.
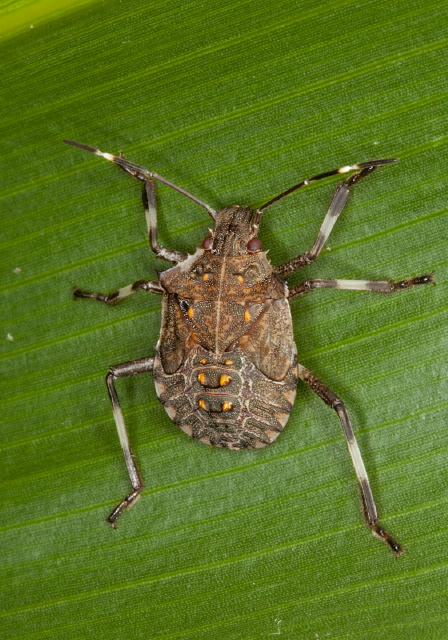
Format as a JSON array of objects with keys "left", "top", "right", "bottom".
[{"left": 2, "top": 1, "right": 448, "bottom": 638}]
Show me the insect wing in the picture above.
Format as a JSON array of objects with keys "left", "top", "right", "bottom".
[{"left": 239, "top": 297, "right": 297, "bottom": 382}]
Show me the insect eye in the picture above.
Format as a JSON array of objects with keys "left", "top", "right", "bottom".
[
  {"left": 202, "top": 236, "right": 213, "bottom": 250},
  {"left": 247, "top": 238, "right": 262, "bottom": 253}
]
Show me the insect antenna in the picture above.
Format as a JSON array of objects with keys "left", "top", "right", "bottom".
[
  {"left": 253, "top": 158, "right": 398, "bottom": 226},
  {"left": 63, "top": 139, "right": 216, "bottom": 220}
]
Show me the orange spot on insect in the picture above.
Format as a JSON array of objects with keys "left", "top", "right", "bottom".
[
  {"left": 224, "top": 360, "right": 233, "bottom": 365},
  {"left": 191, "top": 332, "right": 200, "bottom": 343},
  {"left": 219, "top": 374, "right": 231, "bottom": 387},
  {"left": 244, "top": 309, "right": 251, "bottom": 323},
  {"left": 222, "top": 401, "right": 233, "bottom": 412},
  {"left": 200, "top": 358, "right": 207, "bottom": 364},
  {"left": 237, "top": 275, "right": 244, "bottom": 284},
  {"left": 198, "top": 373, "right": 206, "bottom": 385},
  {"left": 187, "top": 306, "right": 194, "bottom": 318},
  {"left": 202, "top": 273, "right": 210, "bottom": 281},
  {"left": 199, "top": 399, "right": 206, "bottom": 410}
]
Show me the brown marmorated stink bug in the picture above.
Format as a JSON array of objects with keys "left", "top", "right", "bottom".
[{"left": 64, "top": 139, "right": 434, "bottom": 555}]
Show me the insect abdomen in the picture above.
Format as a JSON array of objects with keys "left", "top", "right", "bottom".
[{"left": 153, "top": 347, "right": 298, "bottom": 449}]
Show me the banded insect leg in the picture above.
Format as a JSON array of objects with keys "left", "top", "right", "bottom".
[
  {"left": 289, "top": 274, "right": 434, "bottom": 298},
  {"left": 298, "top": 363, "right": 405, "bottom": 556},
  {"left": 276, "top": 165, "right": 385, "bottom": 277},
  {"left": 106, "top": 357, "right": 155, "bottom": 526},
  {"left": 142, "top": 180, "right": 187, "bottom": 263},
  {"left": 74, "top": 279, "right": 163, "bottom": 305}
]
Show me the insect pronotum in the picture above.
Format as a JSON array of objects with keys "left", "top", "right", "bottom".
[{"left": 64, "top": 139, "right": 434, "bottom": 555}]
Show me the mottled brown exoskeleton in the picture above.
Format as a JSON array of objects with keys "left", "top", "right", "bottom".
[{"left": 64, "top": 139, "right": 434, "bottom": 555}]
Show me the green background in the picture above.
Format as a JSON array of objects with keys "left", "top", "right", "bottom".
[{"left": 1, "top": 0, "right": 448, "bottom": 638}]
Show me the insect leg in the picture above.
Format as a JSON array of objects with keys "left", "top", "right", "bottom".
[
  {"left": 106, "top": 357, "right": 155, "bottom": 526},
  {"left": 74, "top": 279, "right": 163, "bottom": 305},
  {"left": 298, "top": 363, "right": 405, "bottom": 556},
  {"left": 143, "top": 180, "right": 188, "bottom": 263},
  {"left": 289, "top": 274, "right": 435, "bottom": 298},
  {"left": 275, "top": 165, "right": 393, "bottom": 277}
]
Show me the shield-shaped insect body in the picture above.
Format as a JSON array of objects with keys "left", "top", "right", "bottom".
[
  {"left": 154, "top": 210, "right": 298, "bottom": 450},
  {"left": 64, "top": 139, "right": 434, "bottom": 555}
]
